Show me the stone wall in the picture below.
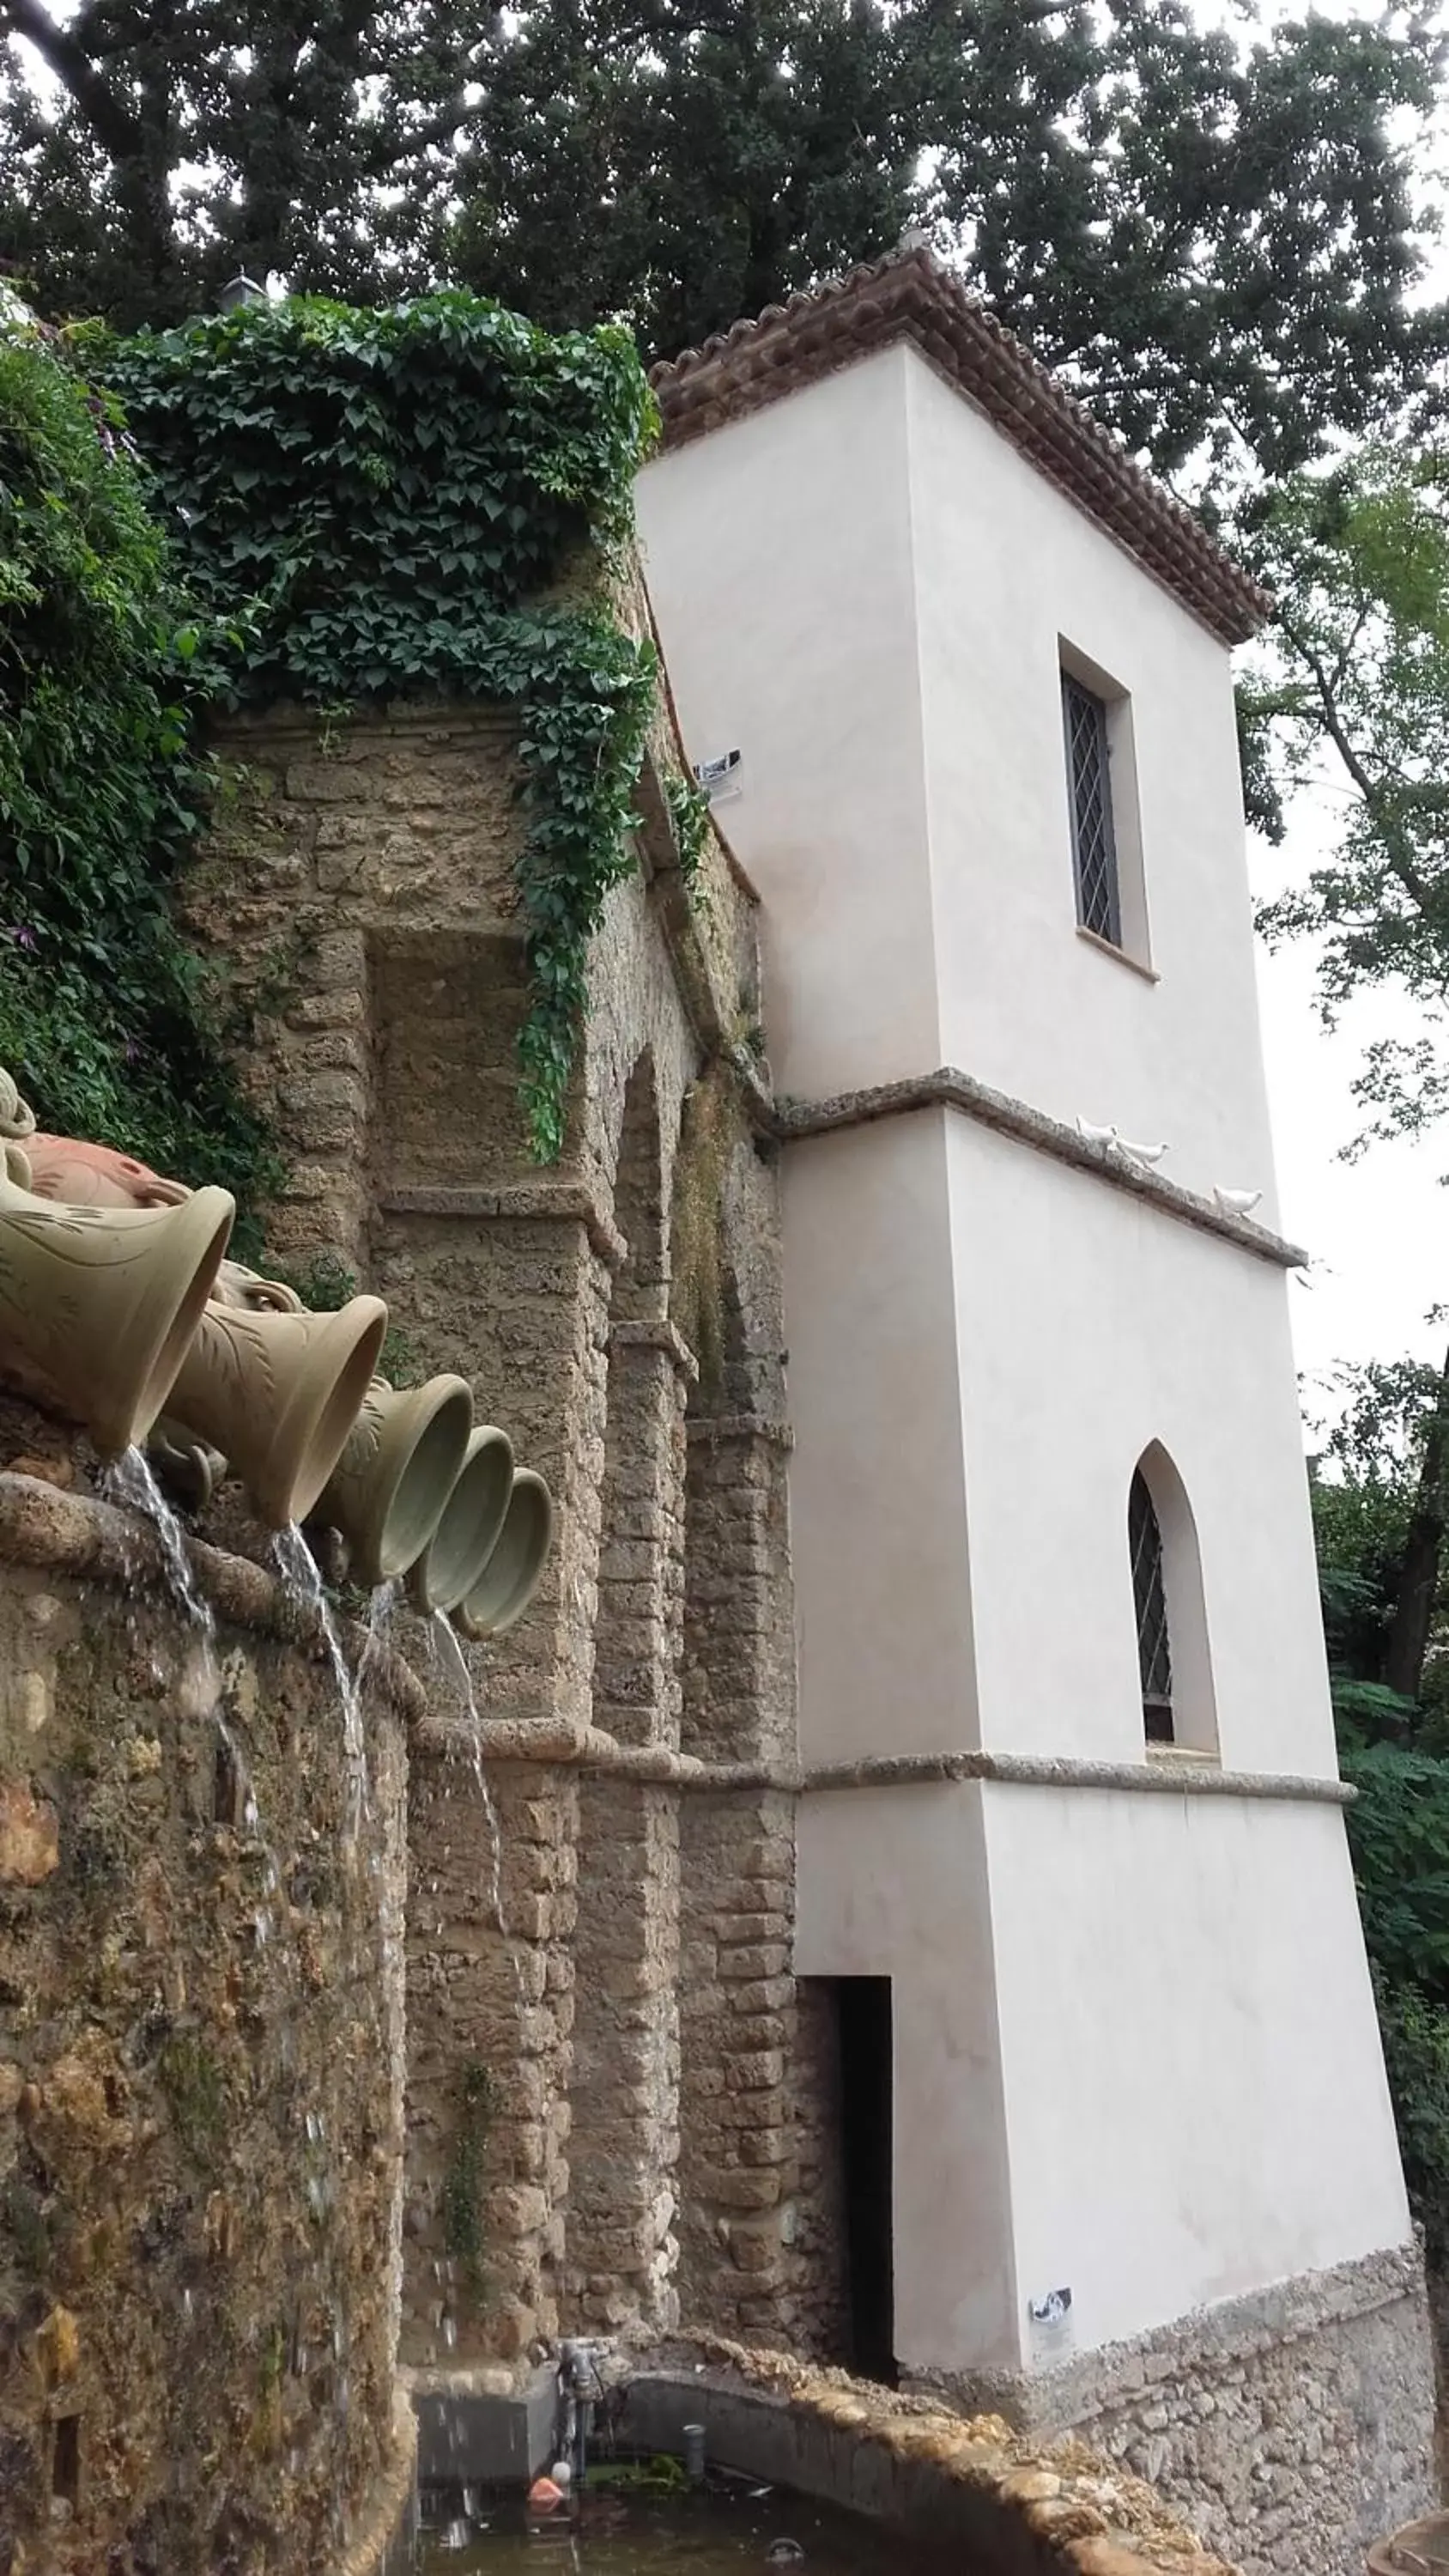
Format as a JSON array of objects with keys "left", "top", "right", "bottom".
[
  {"left": 181, "top": 586, "right": 828, "bottom": 2376},
  {"left": 909, "top": 2242, "right": 1437, "bottom": 2576},
  {"left": 0, "top": 1470, "right": 414, "bottom": 2576}
]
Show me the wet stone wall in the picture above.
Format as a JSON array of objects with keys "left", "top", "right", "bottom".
[{"left": 0, "top": 1476, "right": 411, "bottom": 2576}]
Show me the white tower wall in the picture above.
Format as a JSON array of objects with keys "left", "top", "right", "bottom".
[{"left": 638, "top": 305, "right": 1427, "bottom": 2555}]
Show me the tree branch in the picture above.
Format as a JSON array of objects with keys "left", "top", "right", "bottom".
[
  {"left": 1278, "top": 610, "right": 1439, "bottom": 916},
  {"left": 0, "top": 0, "right": 143, "bottom": 163}
]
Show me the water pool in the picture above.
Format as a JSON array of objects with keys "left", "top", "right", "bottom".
[{"left": 418, "top": 2474, "right": 965, "bottom": 2571}]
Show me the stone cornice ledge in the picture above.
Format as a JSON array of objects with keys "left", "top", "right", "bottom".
[
  {"left": 379, "top": 1180, "right": 627, "bottom": 1268},
  {"left": 609, "top": 1315, "right": 700, "bottom": 1380},
  {"left": 801, "top": 1747, "right": 1353, "bottom": 1806},
  {"left": 0, "top": 1474, "right": 428, "bottom": 1724},
  {"left": 776, "top": 1066, "right": 1307, "bottom": 1270}
]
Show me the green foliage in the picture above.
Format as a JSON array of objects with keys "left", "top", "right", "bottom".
[
  {"left": 0, "top": 313, "right": 278, "bottom": 1240},
  {"left": 109, "top": 293, "right": 661, "bottom": 1161},
  {"left": 2, "top": 3, "right": 1440, "bottom": 495},
  {"left": 440, "top": 2059, "right": 495, "bottom": 2302},
  {"left": 591, "top": 2455, "right": 688, "bottom": 2494},
  {"left": 1310, "top": 1367, "right": 1449, "bottom": 2256},
  {"left": 1251, "top": 448, "right": 1449, "bottom": 1148},
  {"left": 1342, "top": 1741, "right": 1449, "bottom": 2001},
  {"left": 664, "top": 769, "right": 712, "bottom": 890},
  {"left": 1374, "top": 1968, "right": 1449, "bottom": 2266},
  {"left": 1307, "top": 1359, "right": 1446, "bottom": 1699},
  {"left": 0, "top": 1, "right": 478, "bottom": 330}
]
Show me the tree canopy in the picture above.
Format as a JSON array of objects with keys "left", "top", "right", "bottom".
[
  {"left": 1, "top": 0, "right": 1444, "bottom": 489},
  {"left": 1250, "top": 447, "right": 1449, "bottom": 1149}
]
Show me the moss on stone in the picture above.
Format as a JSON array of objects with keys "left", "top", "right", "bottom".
[
  {"left": 670, "top": 1061, "right": 737, "bottom": 1396},
  {"left": 157, "top": 2032, "right": 227, "bottom": 2167},
  {"left": 440, "top": 2060, "right": 496, "bottom": 2302}
]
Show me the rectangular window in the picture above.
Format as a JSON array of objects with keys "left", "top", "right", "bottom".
[{"left": 1062, "top": 671, "right": 1122, "bottom": 948}]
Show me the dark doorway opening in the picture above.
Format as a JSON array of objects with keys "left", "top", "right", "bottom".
[{"left": 835, "top": 1975, "right": 895, "bottom": 2385}]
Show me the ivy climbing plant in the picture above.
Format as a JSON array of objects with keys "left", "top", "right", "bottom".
[
  {"left": 108, "top": 293, "right": 665, "bottom": 1161},
  {"left": 0, "top": 313, "right": 278, "bottom": 1240}
]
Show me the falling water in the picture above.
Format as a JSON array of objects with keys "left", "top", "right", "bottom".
[
  {"left": 103, "top": 1449, "right": 378, "bottom": 2537},
  {"left": 358, "top": 1580, "right": 398, "bottom": 1692},
  {"left": 271, "top": 1522, "right": 370, "bottom": 1838},
  {"left": 431, "top": 1613, "right": 513, "bottom": 1972},
  {"left": 103, "top": 1444, "right": 215, "bottom": 1639},
  {"left": 102, "top": 1445, "right": 270, "bottom": 1893}
]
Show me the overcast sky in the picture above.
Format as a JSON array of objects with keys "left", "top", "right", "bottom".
[
  {"left": 1253, "top": 835, "right": 1445, "bottom": 1413},
  {"left": 1229, "top": 0, "right": 1448, "bottom": 1407}
]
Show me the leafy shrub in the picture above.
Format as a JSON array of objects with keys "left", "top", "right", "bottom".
[
  {"left": 1373, "top": 1968, "right": 1449, "bottom": 2263},
  {"left": 1342, "top": 1738, "right": 1449, "bottom": 2003},
  {"left": 0, "top": 315, "right": 278, "bottom": 1241}
]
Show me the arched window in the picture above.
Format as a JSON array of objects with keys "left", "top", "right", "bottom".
[
  {"left": 1129, "top": 1468, "right": 1174, "bottom": 1743},
  {"left": 1126, "top": 1448, "right": 1218, "bottom": 1756}
]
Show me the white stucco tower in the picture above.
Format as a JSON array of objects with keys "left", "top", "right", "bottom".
[{"left": 639, "top": 250, "right": 1434, "bottom": 2565}]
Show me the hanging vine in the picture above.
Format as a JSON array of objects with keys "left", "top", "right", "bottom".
[{"left": 106, "top": 292, "right": 664, "bottom": 1161}]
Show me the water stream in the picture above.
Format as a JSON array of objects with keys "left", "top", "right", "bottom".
[
  {"left": 101, "top": 1446, "right": 275, "bottom": 1906},
  {"left": 101, "top": 1449, "right": 379, "bottom": 2543},
  {"left": 271, "top": 1520, "right": 372, "bottom": 1838},
  {"left": 431, "top": 1611, "right": 516, "bottom": 1984}
]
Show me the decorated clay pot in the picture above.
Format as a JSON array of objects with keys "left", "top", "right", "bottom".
[
  {"left": 167, "top": 1294, "right": 389, "bottom": 1529},
  {"left": 0, "top": 1160, "right": 234, "bottom": 1455},
  {"left": 404, "top": 1424, "right": 516, "bottom": 1615},
  {"left": 25, "top": 1133, "right": 191, "bottom": 1210},
  {"left": 312, "top": 1375, "right": 475, "bottom": 1588},
  {"left": 452, "top": 1468, "right": 554, "bottom": 1640}
]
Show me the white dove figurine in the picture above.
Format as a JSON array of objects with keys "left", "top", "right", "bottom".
[
  {"left": 1214, "top": 1184, "right": 1263, "bottom": 1218},
  {"left": 1115, "top": 1134, "right": 1168, "bottom": 1166},
  {"left": 1076, "top": 1117, "right": 1119, "bottom": 1148}
]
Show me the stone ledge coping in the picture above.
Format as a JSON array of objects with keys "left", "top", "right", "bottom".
[
  {"left": 609, "top": 1315, "right": 700, "bottom": 1379},
  {"left": 214, "top": 701, "right": 521, "bottom": 745},
  {"left": 906, "top": 2239, "right": 1428, "bottom": 2440},
  {"left": 379, "top": 1181, "right": 627, "bottom": 1268},
  {"left": 411, "top": 1706, "right": 784, "bottom": 1789},
  {"left": 621, "top": 2337, "right": 1240, "bottom": 2575},
  {"left": 775, "top": 1067, "right": 1306, "bottom": 1271},
  {"left": 686, "top": 1413, "right": 795, "bottom": 1449},
  {"left": 799, "top": 1748, "right": 1353, "bottom": 1805},
  {"left": 0, "top": 1473, "right": 427, "bottom": 1725}
]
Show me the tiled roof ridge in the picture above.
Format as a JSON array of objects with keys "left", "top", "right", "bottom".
[{"left": 648, "top": 244, "right": 1271, "bottom": 647}]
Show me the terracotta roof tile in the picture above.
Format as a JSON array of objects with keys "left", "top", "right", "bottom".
[{"left": 649, "top": 246, "right": 1270, "bottom": 648}]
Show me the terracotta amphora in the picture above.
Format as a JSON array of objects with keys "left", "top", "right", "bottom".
[
  {"left": 312, "top": 1375, "right": 474, "bottom": 1589},
  {"left": 452, "top": 1467, "right": 554, "bottom": 1640},
  {"left": 25, "top": 1133, "right": 190, "bottom": 1211},
  {"left": 0, "top": 1161, "right": 234, "bottom": 1455},
  {"left": 167, "top": 1294, "right": 389, "bottom": 1530},
  {"left": 404, "top": 1424, "right": 515, "bottom": 1615}
]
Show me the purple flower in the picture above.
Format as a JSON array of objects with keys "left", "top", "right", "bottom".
[{"left": 2, "top": 926, "right": 38, "bottom": 951}]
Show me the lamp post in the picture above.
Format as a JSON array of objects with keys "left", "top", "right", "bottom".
[{"left": 218, "top": 273, "right": 267, "bottom": 313}]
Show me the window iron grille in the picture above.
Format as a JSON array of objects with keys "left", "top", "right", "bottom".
[
  {"left": 1062, "top": 672, "right": 1122, "bottom": 947},
  {"left": 1129, "top": 1468, "right": 1173, "bottom": 1743}
]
